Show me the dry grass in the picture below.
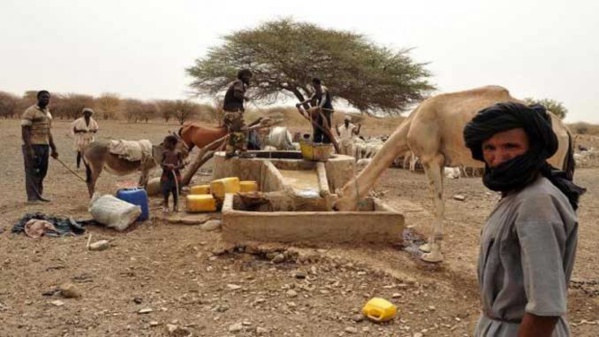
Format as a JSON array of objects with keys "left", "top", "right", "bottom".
[{"left": 1, "top": 119, "right": 598, "bottom": 336}]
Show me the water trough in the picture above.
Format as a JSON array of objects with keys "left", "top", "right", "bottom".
[{"left": 212, "top": 151, "right": 405, "bottom": 245}]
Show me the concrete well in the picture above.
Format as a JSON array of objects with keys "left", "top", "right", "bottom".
[{"left": 212, "top": 151, "right": 357, "bottom": 193}]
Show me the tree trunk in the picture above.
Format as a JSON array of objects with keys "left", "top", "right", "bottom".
[
  {"left": 180, "top": 135, "right": 228, "bottom": 186},
  {"left": 289, "top": 87, "right": 311, "bottom": 110},
  {"left": 181, "top": 152, "right": 216, "bottom": 186}
]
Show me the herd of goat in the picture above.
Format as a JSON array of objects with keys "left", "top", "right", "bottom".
[{"left": 255, "top": 126, "right": 485, "bottom": 178}]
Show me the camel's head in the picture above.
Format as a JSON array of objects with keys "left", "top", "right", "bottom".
[{"left": 332, "top": 185, "right": 359, "bottom": 212}]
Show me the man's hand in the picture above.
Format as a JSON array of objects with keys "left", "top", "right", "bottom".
[
  {"left": 518, "top": 313, "right": 558, "bottom": 337},
  {"left": 51, "top": 150, "right": 59, "bottom": 159}
]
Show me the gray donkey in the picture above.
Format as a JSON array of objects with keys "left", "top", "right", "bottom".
[{"left": 83, "top": 135, "right": 188, "bottom": 197}]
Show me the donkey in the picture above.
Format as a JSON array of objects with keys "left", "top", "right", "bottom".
[
  {"left": 83, "top": 135, "right": 189, "bottom": 197},
  {"left": 177, "top": 118, "right": 264, "bottom": 151}
]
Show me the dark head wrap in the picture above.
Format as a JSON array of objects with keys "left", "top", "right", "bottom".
[
  {"left": 237, "top": 69, "right": 253, "bottom": 80},
  {"left": 463, "top": 102, "right": 585, "bottom": 210}
]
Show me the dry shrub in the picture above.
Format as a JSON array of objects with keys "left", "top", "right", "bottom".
[
  {"left": 122, "top": 99, "right": 157, "bottom": 123},
  {"left": 95, "top": 93, "right": 122, "bottom": 120},
  {"left": 50, "top": 94, "right": 95, "bottom": 120},
  {"left": 195, "top": 104, "right": 220, "bottom": 124},
  {"left": 0, "top": 91, "right": 20, "bottom": 118},
  {"left": 568, "top": 122, "right": 599, "bottom": 136}
]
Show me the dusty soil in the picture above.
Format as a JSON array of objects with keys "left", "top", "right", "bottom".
[{"left": 0, "top": 119, "right": 598, "bottom": 337}]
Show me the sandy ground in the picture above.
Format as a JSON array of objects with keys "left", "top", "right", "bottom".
[{"left": 0, "top": 119, "right": 597, "bottom": 337}]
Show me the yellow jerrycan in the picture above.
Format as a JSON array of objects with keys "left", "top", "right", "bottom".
[
  {"left": 190, "top": 184, "right": 210, "bottom": 195},
  {"left": 362, "top": 297, "right": 397, "bottom": 322}
]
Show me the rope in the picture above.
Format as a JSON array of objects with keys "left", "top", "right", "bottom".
[
  {"left": 350, "top": 153, "right": 370, "bottom": 210},
  {"left": 53, "top": 157, "right": 87, "bottom": 183},
  {"left": 171, "top": 131, "right": 190, "bottom": 152},
  {"left": 171, "top": 169, "right": 179, "bottom": 211}
]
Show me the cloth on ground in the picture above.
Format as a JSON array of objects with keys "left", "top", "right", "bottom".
[
  {"left": 108, "top": 139, "right": 153, "bottom": 162},
  {"left": 12, "top": 212, "right": 95, "bottom": 237},
  {"left": 24, "top": 219, "right": 56, "bottom": 238}
]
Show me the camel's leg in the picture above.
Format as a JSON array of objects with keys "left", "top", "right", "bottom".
[
  {"left": 419, "top": 153, "right": 445, "bottom": 263},
  {"left": 460, "top": 166, "right": 469, "bottom": 178},
  {"left": 409, "top": 153, "right": 418, "bottom": 172},
  {"left": 403, "top": 152, "right": 410, "bottom": 169}
]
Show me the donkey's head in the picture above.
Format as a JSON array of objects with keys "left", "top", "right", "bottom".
[
  {"left": 170, "top": 131, "right": 190, "bottom": 159},
  {"left": 152, "top": 132, "right": 191, "bottom": 168}
]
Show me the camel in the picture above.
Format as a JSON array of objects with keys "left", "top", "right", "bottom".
[
  {"left": 333, "top": 86, "right": 574, "bottom": 263},
  {"left": 83, "top": 136, "right": 189, "bottom": 197}
]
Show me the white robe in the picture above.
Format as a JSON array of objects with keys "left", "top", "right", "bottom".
[{"left": 71, "top": 117, "right": 99, "bottom": 151}]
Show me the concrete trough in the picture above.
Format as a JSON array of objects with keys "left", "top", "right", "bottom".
[
  {"left": 212, "top": 151, "right": 405, "bottom": 245},
  {"left": 222, "top": 194, "right": 405, "bottom": 244}
]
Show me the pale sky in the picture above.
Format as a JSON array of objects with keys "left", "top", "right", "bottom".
[{"left": 1, "top": 0, "right": 597, "bottom": 123}]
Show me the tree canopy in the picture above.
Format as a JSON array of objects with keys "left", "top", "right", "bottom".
[
  {"left": 524, "top": 97, "right": 568, "bottom": 119},
  {"left": 187, "top": 19, "right": 435, "bottom": 115}
]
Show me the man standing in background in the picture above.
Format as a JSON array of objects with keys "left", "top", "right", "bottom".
[
  {"left": 296, "top": 78, "right": 335, "bottom": 144},
  {"left": 336, "top": 115, "right": 361, "bottom": 156},
  {"left": 71, "top": 107, "right": 98, "bottom": 169},
  {"left": 21, "top": 90, "right": 58, "bottom": 203}
]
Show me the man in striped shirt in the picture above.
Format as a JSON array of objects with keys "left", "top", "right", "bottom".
[{"left": 21, "top": 90, "right": 59, "bottom": 203}]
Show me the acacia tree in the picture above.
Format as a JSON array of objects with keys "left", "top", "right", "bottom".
[
  {"left": 524, "top": 97, "right": 568, "bottom": 119},
  {"left": 157, "top": 100, "right": 175, "bottom": 122},
  {"left": 50, "top": 94, "right": 95, "bottom": 119},
  {"left": 123, "top": 99, "right": 156, "bottom": 123},
  {"left": 95, "top": 93, "right": 122, "bottom": 120},
  {"left": 0, "top": 91, "right": 20, "bottom": 118},
  {"left": 158, "top": 100, "right": 202, "bottom": 125},
  {"left": 20, "top": 91, "right": 38, "bottom": 110},
  {"left": 187, "top": 19, "right": 435, "bottom": 115}
]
